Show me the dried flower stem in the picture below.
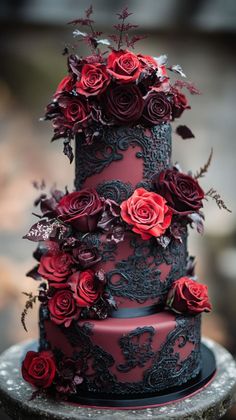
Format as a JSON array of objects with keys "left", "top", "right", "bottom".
[
  {"left": 21, "top": 292, "right": 38, "bottom": 332},
  {"left": 205, "top": 188, "right": 232, "bottom": 213},
  {"left": 194, "top": 148, "right": 213, "bottom": 179}
]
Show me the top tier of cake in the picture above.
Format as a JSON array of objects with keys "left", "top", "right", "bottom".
[{"left": 75, "top": 123, "right": 172, "bottom": 201}]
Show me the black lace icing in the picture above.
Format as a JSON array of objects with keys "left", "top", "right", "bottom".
[
  {"left": 39, "top": 304, "right": 50, "bottom": 351},
  {"left": 96, "top": 180, "right": 134, "bottom": 204},
  {"left": 40, "top": 313, "right": 201, "bottom": 395},
  {"left": 75, "top": 124, "right": 172, "bottom": 192},
  {"left": 107, "top": 232, "right": 188, "bottom": 304},
  {"left": 117, "top": 326, "right": 155, "bottom": 372}
]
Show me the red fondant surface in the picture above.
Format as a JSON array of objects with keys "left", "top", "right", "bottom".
[
  {"left": 44, "top": 311, "right": 200, "bottom": 388},
  {"left": 83, "top": 144, "right": 143, "bottom": 190}
]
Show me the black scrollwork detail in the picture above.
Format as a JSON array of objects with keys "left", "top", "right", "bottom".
[
  {"left": 117, "top": 326, "right": 155, "bottom": 372},
  {"left": 40, "top": 313, "right": 201, "bottom": 395},
  {"left": 96, "top": 180, "right": 134, "bottom": 203},
  {"left": 107, "top": 232, "right": 188, "bottom": 304},
  {"left": 75, "top": 124, "right": 172, "bottom": 190}
]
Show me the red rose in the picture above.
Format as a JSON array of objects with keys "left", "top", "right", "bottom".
[
  {"left": 48, "top": 289, "right": 78, "bottom": 327},
  {"left": 141, "top": 91, "right": 171, "bottom": 126},
  {"left": 153, "top": 169, "right": 205, "bottom": 215},
  {"left": 69, "top": 270, "right": 102, "bottom": 307},
  {"left": 120, "top": 188, "right": 172, "bottom": 240},
  {"left": 166, "top": 277, "right": 212, "bottom": 314},
  {"left": 104, "top": 84, "right": 144, "bottom": 124},
  {"left": 171, "top": 89, "right": 190, "bottom": 119},
  {"left": 107, "top": 50, "right": 142, "bottom": 83},
  {"left": 56, "top": 189, "right": 104, "bottom": 232},
  {"left": 38, "top": 252, "right": 73, "bottom": 283},
  {"left": 58, "top": 94, "right": 89, "bottom": 125},
  {"left": 54, "top": 75, "right": 74, "bottom": 97},
  {"left": 22, "top": 350, "right": 56, "bottom": 389},
  {"left": 76, "top": 63, "right": 110, "bottom": 97}
]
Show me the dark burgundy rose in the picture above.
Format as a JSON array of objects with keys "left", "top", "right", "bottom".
[
  {"left": 58, "top": 94, "right": 89, "bottom": 126},
  {"left": 22, "top": 350, "right": 56, "bottom": 389},
  {"left": 48, "top": 289, "right": 79, "bottom": 327},
  {"left": 68, "top": 270, "right": 102, "bottom": 307},
  {"left": 56, "top": 189, "right": 104, "bottom": 232},
  {"left": 153, "top": 168, "right": 205, "bottom": 215},
  {"left": 38, "top": 252, "right": 73, "bottom": 283},
  {"left": 72, "top": 244, "right": 101, "bottom": 268},
  {"left": 166, "top": 276, "right": 212, "bottom": 314},
  {"left": 103, "top": 84, "right": 144, "bottom": 124},
  {"left": 141, "top": 91, "right": 171, "bottom": 126},
  {"left": 56, "top": 356, "right": 83, "bottom": 394},
  {"left": 171, "top": 89, "right": 190, "bottom": 119}
]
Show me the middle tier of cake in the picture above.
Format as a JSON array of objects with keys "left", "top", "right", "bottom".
[{"left": 78, "top": 229, "right": 188, "bottom": 310}]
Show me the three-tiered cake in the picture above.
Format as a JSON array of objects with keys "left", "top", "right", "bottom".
[{"left": 21, "top": 7, "right": 216, "bottom": 408}]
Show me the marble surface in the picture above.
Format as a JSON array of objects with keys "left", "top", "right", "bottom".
[{"left": 0, "top": 338, "right": 235, "bottom": 420}]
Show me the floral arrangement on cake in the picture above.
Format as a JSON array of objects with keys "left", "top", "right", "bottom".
[
  {"left": 44, "top": 5, "right": 198, "bottom": 162},
  {"left": 20, "top": 6, "right": 230, "bottom": 398}
]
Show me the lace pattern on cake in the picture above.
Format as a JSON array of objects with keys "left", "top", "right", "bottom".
[
  {"left": 75, "top": 124, "right": 172, "bottom": 192},
  {"left": 75, "top": 228, "right": 188, "bottom": 305},
  {"left": 117, "top": 326, "right": 155, "bottom": 372},
  {"left": 43, "top": 314, "right": 201, "bottom": 395},
  {"left": 107, "top": 233, "right": 188, "bottom": 304}
]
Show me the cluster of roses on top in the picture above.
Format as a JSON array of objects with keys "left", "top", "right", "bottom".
[
  {"left": 44, "top": 14, "right": 197, "bottom": 161},
  {"left": 23, "top": 165, "right": 210, "bottom": 332}
]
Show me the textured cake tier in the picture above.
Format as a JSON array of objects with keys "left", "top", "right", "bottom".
[
  {"left": 75, "top": 124, "right": 172, "bottom": 198},
  {"left": 83, "top": 229, "right": 188, "bottom": 310},
  {"left": 40, "top": 307, "right": 201, "bottom": 395},
  {"left": 74, "top": 123, "right": 188, "bottom": 309}
]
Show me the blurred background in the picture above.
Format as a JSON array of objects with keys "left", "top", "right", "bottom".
[{"left": 0, "top": 0, "right": 236, "bottom": 418}]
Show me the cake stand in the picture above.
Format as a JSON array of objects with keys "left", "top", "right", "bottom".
[{"left": 0, "top": 338, "right": 235, "bottom": 419}]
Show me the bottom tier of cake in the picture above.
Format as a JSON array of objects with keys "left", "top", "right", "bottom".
[{"left": 40, "top": 307, "right": 202, "bottom": 396}]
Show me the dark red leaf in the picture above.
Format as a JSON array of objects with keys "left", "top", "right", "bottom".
[
  {"left": 176, "top": 125, "right": 195, "bottom": 139},
  {"left": 26, "top": 265, "right": 41, "bottom": 281},
  {"left": 63, "top": 140, "right": 74, "bottom": 163}
]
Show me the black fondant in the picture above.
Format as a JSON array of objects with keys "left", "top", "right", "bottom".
[{"left": 110, "top": 304, "right": 162, "bottom": 318}]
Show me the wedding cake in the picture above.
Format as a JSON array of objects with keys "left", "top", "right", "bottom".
[{"left": 21, "top": 7, "right": 224, "bottom": 408}]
